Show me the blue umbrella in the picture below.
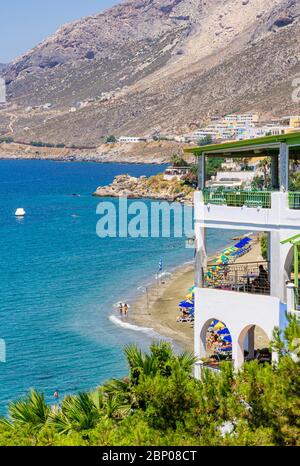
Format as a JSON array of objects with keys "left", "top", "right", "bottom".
[
  {"left": 179, "top": 301, "right": 194, "bottom": 308},
  {"left": 217, "top": 327, "right": 230, "bottom": 335},
  {"left": 218, "top": 346, "right": 232, "bottom": 352},
  {"left": 210, "top": 319, "right": 219, "bottom": 327},
  {"left": 222, "top": 335, "right": 232, "bottom": 343}
]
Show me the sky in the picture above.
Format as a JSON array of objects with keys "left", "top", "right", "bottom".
[{"left": 0, "top": 0, "right": 118, "bottom": 63}]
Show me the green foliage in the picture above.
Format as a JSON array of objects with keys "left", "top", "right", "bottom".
[
  {"left": 0, "top": 136, "right": 14, "bottom": 143},
  {"left": 170, "top": 154, "right": 189, "bottom": 167},
  {"left": 105, "top": 135, "right": 117, "bottom": 144},
  {"left": 0, "top": 323, "right": 299, "bottom": 446},
  {"left": 198, "top": 135, "right": 213, "bottom": 146},
  {"left": 30, "top": 141, "right": 56, "bottom": 148},
  {"left": 251, "top": 176, "right": 265, "bottom": 190},
  {"left": 205, "top": 157, "right": 224, "bottom": 179},
  {"left": 261, "top": 234, "right": 268, "bottom": 261},
  {"left": 290, "top": 172, "right": 300, "bottom": 191}
]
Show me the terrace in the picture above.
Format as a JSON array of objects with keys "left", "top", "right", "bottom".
[
  {"left": 185, "top": 132, "right": 300, "bottom": 210},
  {"left": 205, "top": 260, "right": 270, "bottom": 296}
]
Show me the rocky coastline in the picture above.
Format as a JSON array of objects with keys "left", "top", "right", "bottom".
[
  {"left": 0, "top": 140, "right": 185, "bottom": 165},
  {"left": 93, "top": 174, "right": 194, "bottom": 204}
]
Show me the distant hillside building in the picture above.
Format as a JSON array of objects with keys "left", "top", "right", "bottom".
[
  {"left": 224, "top": 112, "right": 259, "bottom": 125},
  {"left": 118, "top": 136, "right": 147, "bottom": 143}
]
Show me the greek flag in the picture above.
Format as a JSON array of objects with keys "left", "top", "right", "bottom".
[{"left": 158, "top": 258, "right": 163, "bottom": 272}]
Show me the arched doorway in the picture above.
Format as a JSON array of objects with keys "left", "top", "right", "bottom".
[
  {"left": 284, "top": 245, "right": 294, "bottom": 282},
  {"left": 199, "top": 318, "right": 232, "bottom": 369},
  {"left": 238, "top": 325, "right": 271, "bottom": 366}
]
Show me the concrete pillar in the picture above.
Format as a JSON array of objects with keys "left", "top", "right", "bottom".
[
  {"left": 232, "top": 334, "right": 244, "bottom": 370},
  {"left": 195, "top": 226, "right": 207, "bottom": 288},
  {"left": 286, "top": 282, "right": 296, "bottom": 313},
  {"left": 271, "top": 155, "right": 279, "bottom": 190},
  {"left": 194, "top": 360, "right": 203, "bottom": 380},
  {"left": 197, "top": 154, "right": 206, "bottom": 190},
  {"left": 270, "top": 230, "right": 281, "bottom": 299},
  {"left": 247, "top": 326, "right": 255, "bottom": 359},
  {"left": 279, "top": 143, "right": 289, "bottom": 192}
]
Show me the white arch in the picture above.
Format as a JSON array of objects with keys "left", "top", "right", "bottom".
[
  {"left": 237, "top": 324, "right": 271, "bottom": 367},
  {"left": 198, "top": 317, "right": 232, "bottom": 360}
]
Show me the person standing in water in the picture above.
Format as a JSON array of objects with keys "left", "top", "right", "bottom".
[
  {"left": 124, "top": 303, "right": 129, "bottom": 317},
  {"left": 118, "top": 303, "right": 123, "bottom": 316}
]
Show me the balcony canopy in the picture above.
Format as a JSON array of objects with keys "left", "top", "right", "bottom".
[
  {"left": 185, "top": 132, "right": 300, "bottom": 191},
  {"left": 185, "top": 132, "right": 300, "bottom": 157}
]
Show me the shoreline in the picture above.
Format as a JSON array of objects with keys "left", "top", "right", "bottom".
[
  {"left": 126, "top": 234, "right": 263, "bottom": 352},
  {"left": 0, "top": 140, "right": 188, "bottom": 165},
  {"left": 0, "top": 154, "right": 168, "bottom": 165}
]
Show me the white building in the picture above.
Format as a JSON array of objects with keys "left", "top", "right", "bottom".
[
  {"left": 185, "top": 132, "right": 300, "bottom": 376},
  {"left": 224, "top": 113, "right": 259, "bottom": 125},
  {"left": 208, "top": 170, "right": 257, "bottom": 189},
  {"left": 118, "top": 136, "right": 147, "bottom": 143}
]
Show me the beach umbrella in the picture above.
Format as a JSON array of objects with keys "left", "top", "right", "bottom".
[
  {"left": 209, "top": 319, "right": 219, "bottom": 327},
  {"left": 217, "top": 327, "right": 230, "bottom": 335},
  {"left": 179, "top": 300, "right": 194, "bottom": 308},
  {"left": 221, "top": 254, "right": 229, "bottom": 263},
  {"left": 222, "top": 335, "right": 232, "bottom": 343},
  {"left": 214, "top": 321, "right": 225, "bottom": 330}
]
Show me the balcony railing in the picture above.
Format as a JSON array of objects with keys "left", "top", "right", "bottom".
[
  {"left": 288, "top": 192, "right": 300, "bottom": 210},
  {"left": 202, "top": 189, "right": 272, "bottom": 208},
  {"left": 205, "top": 260, "right": 270, "bottom": 295}
]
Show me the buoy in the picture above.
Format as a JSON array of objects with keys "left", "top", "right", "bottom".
[{"left": 15, "top": 208, "right": 26, "bottom": 217}]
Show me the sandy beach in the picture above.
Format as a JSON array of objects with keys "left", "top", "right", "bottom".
[{"left": 129, "top": 234, "right": 265, "bottom": 351}]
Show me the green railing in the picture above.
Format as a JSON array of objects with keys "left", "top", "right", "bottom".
[
  {"left": 203, "top": 190, "right": 272, "bottom": 209},
  {"left": 288, "top": 192, "right": 300, "bottom": 210}
]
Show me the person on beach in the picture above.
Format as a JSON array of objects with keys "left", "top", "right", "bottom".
[
  {"left": 118, "top": 303, "right": 123, "bottom": 316},
  {"left": 53, "top": 389, "right": 60, "bottom": 407},
  {"left": 124, "top": 303, "right": 129, "bottom": 317}
]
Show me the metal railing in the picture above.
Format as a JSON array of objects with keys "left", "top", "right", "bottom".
[
  {"left": 288, "top": 192, "right": 300, "bottom": 210},
  {"left": 205, "top": 260, "right": 270, "bottom": 295},
  {"left": 202, "top": 189, "right": 272, "bottom": 208}
]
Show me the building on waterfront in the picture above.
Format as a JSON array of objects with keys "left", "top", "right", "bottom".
[
  {"left": 185, "top": 133, "right": 300, "bottom": 376},
  {"left": 163, "top": 166, "right": 191, "bottom": 181}
]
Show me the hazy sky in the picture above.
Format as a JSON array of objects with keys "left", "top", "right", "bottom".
[{"left": 0, "top": 0, "right": 118, "bottom": 63}]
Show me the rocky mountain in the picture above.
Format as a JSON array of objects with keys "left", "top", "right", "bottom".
[
  {"left": 1, "top": 0, "right": 300, "bottom": 145},
  {"left": 0, "top": 64, "right": 7, "bottom": 73}
]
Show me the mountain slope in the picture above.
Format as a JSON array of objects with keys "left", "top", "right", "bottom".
[{"left": 1, "top": 0, "right": 300, "bottom": 145}]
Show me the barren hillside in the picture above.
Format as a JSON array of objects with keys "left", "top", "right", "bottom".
[{"left": 0, "top": 0, "right": 299, "bottom": 145}]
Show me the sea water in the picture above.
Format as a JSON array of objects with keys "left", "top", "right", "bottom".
[{"left": 0, "top": 160, "right": 241, "bottom": 413}]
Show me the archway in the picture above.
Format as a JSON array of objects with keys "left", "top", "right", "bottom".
[
  {"left": 237, "top": 325, "right": 271, "bottom": 366},
  {"left": 199, "top": 318, "right": 232, "bottom": 369},
  {"left": 284, "top": 245, "right": 294, "bottom": 282}
]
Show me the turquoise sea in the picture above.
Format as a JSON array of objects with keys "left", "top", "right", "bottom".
[{"left": 0, "top": 160, "right": 240, "bottom": 413}]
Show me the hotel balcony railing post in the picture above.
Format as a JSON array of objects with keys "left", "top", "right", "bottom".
[
  {"left": 286, "top": 282, "right": 296, "bottom": 313},
  {"left": 202, "top": 189, "right": 272, "bottom": 209},
  {"left": 205, "top": 260, "right": 270, "bottom": 296}
]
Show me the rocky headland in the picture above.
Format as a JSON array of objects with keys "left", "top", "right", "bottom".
[{"left": 93, "top": 173, "right": 194, "bottom": 203}]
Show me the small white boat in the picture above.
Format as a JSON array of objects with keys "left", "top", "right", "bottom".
[{"left": 15, "top": 208, "right": 26, "bottom": 217}]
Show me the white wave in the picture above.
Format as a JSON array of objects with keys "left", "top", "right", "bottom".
[{"left": 109, "top": 315, "right": 170, "bottom": 340}]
